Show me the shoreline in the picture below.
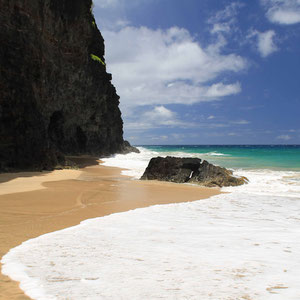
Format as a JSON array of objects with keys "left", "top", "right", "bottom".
[{"left": 0, "top": 156, "right": 221, "bottom": 300}]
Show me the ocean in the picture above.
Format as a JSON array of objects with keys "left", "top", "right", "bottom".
[{"left": 2, "top": 145, "right": 300, "bottom": 299}]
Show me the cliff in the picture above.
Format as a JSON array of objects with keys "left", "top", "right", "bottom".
[{"left": 0, "top": 0, "right": 135, "bottom": 171}]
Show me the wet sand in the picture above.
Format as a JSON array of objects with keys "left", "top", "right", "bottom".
[{"left": 0, "top": 157, "right": 221, "bottom": 300}]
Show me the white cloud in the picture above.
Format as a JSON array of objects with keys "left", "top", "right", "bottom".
[
  {"left": 209, "top": 2, "right": 244, "bottom": 24},
  {"left": 208, "top": 2, "right": 244, "bottom": 35},
  {"left": 270, "top": 9, "right": 300, "bottom": 24},
  {"left": 101, "top": 26, "right": 246, "bottom": 110},
  {"left": 231, "top": 120, "right": 250, "bottom": 125},
  {"left": 123, "top": 107, "right": 240, "bottom": 132},
  {"left": 262, "top": 0, "right": 300, "bottom": 25},
  {"left": 144, "top": 106, "right": 174, "bottom": 120},
  {"left": 124, "top": 106, "right": 193, "bottom": 131},
  {"left": 211, "top": 23, "right": 231, "bottom": 34},
  {"left": 205, "top": 82, "right": 241, "bottom": 98},
  {"left": 253, "top": 30, "right": 278, "bottom": 57},
  {"left": 93, "top": 1, "right": 249, "bottom": 141},
  {"left": 277, "top": 134, "right": 292, "bottom": 140}
]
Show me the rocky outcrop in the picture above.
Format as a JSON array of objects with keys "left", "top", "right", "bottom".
[
  {"left": 120, "top": 140, "right": 140, "bottom": 154},
  {"left": 0, "top": 0, "right": 136, "bottom": 171},
  {"left": 141, "top": 157, "right": 248, "bottom": 187}
]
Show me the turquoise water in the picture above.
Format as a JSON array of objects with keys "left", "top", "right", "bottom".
[{"left": 139, "top": 145, "right": 300, "bottom": 171}]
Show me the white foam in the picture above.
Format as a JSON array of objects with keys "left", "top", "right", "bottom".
[
  {"left": 224, "top": 169, "right": 300, "bottom": 198},
  {"left": 204, "top": 151, "right": 229, "bottom": 156},
  {"left": 102, "top": 147, "right": 158, "bottom": 178},
  {"left": 2, "top": 192, "right": 300, "bottom": 299}
]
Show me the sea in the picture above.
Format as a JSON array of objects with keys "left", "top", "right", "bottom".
[{"left": 2, "top": 145, "right": 300, "bottom": 300}]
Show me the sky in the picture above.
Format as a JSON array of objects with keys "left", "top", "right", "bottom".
[{"left": 93, "top": 0, "right": 300, "bottom": 145}]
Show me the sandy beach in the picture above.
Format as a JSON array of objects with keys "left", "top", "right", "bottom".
[{"left": 0, "top": 157, "right": 220, "bottom": 300}]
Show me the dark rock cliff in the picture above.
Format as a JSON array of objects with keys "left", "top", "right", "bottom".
[{"left": 0, "top": 0, "right": 136, "bottom": 171}]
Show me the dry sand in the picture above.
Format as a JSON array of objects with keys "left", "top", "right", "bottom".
[{"left": 0, "top": 157, "right": 221, "bottom": 300}]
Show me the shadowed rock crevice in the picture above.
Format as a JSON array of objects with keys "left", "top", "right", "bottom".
[
  {"left": 76, "top": 126, "right": 87, "bottom": 152},
  {"left": 48, "top": 111, "right": 65, "bottom": 146}
]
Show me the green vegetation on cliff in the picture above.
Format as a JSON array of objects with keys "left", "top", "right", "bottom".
[{"left": 90, "top": 54, "right": 105, "bottom": 66}]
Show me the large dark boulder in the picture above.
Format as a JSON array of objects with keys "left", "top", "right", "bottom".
[
  {"left": 141, "top": 156, "right": 247, "bottom": 187},
  {"left": 141, "top": 157, "right": 201, "bottom": 183}
]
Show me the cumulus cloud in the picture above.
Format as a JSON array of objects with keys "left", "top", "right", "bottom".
[
  {"left": 124, "top": 106, "right": 249, "bottom": 133},
  {"left": 92, "top": 1, "right": 248, "bottom": 138},
  {"left": 262, "top": 0, "right": 300, "bottom": 25},
  {"left": 144, "top": 106, "right": 175, "bottom": 120},
  {"left": 102, "top": 26, "right": 246, "bottom": 110},
  {"left": 124, "top": 106, "right": 193, "bottom": 130},
  {"left": 142, "top": 106, "right": 186, "bottom": 127}
]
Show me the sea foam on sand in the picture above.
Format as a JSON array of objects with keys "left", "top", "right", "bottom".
[{"left": 2, "top": 148, "right": 300, "bottom": 299}]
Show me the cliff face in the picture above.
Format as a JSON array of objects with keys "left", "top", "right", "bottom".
[{"left": 0, "top": 0, "right": 131, "bottom": 170}]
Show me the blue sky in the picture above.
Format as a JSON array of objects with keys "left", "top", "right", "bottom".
[{"left": 93, "top": 0, "right": 300, "bottom": 145}]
